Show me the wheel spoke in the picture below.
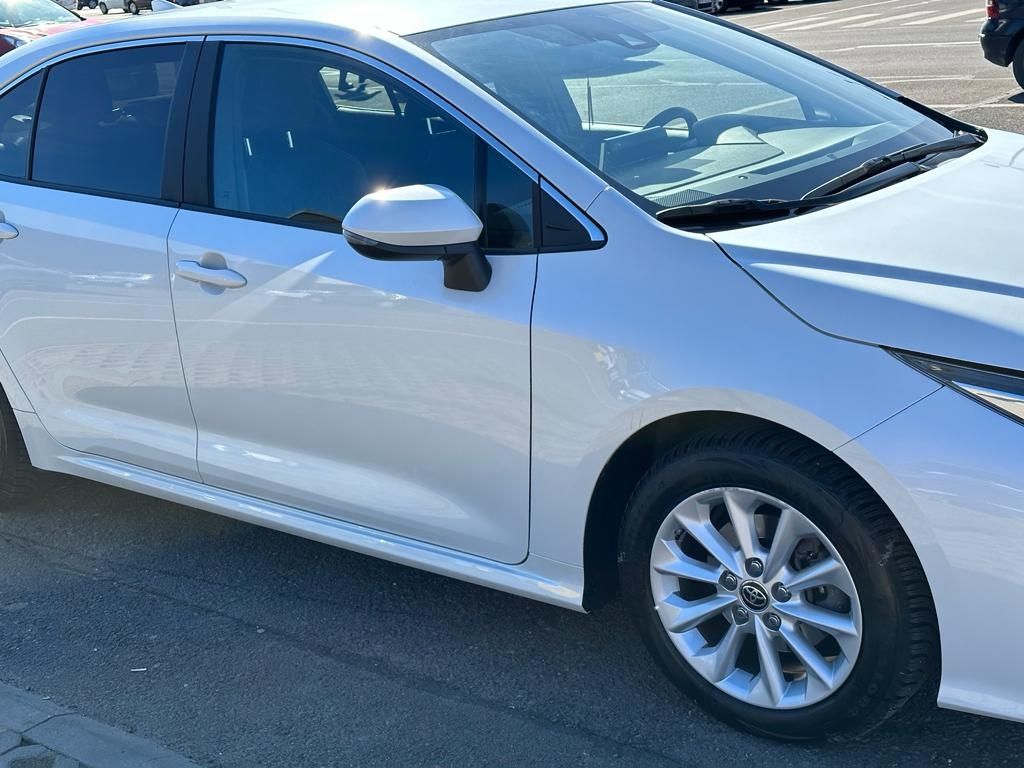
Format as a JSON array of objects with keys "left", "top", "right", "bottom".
[
  {"left": 661, "top": 592, "right": 736, "bottom": 634},
  {"left": 723, "top": 488, "right": 766, "bottom": 561},
  {"left": 774, "top": 600, "right": 857, "bottom": 638},
  {"left": 763, "top": 506, "right": 815, "bottom": 580},
  {"left": 652, "top": 538, "right": 723, "bottom": 585},
  {"left": 781, "top": 556, "right": 855, "bottom": 597},
  {"left": 707, "top": 621, "right": 746, "bottom": 683},
  {"left": 755, "top": 621, "right": 787, "bottom": 706},
  {"left": 674, "top": 503, "right": 741, "bottom": 572},
  {"left": 779, "top": 623, "right": 834, "bottom": 688}
]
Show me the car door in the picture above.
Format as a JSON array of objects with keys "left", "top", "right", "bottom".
[
  {"left": 168, "top": 41, "right": 544, "bottom": 563},
  {"left": 0, "top": 41, "right": 202, "bottom": 480}
]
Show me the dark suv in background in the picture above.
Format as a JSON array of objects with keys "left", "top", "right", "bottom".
[{"left": 982, "top": 0, "right": 1024, "bottom": 89}]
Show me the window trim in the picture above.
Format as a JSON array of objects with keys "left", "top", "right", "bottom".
[{"left": 0, "top": 37, "right": 204, "bottom": 207}]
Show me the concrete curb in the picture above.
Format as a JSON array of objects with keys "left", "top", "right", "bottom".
[{"left": 0, "top": 682, "right": 201, "bottom": 768}]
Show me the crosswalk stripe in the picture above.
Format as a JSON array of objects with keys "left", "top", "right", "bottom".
[
  {"left": 902, "top": 8, "right": 984, "bottom": 24},
  {"left": 786, "top": 13, "right": 881, "bottom": 30},
  {"left": 748, "top": 14, "right": 836, "bottom": 32},
  {"left": 842, "top": 9, "right": 934, "bottom": 27}
]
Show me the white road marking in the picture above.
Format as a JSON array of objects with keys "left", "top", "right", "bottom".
[
  {"left": 785, "top": 13, "right": 882, "bottom": 30},
  {"left": 813, "top": 41, "right": 978, "bottom": 52},
  {"left": 743, "top": 0, "right": 912, "bottom": 28},
  {"left": 902, "top": 8, "right": 983, "bottom": 24},
  {"left": 842, "top": 10, "right": 934, "bottom": 27}
]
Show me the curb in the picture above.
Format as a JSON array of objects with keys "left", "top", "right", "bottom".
[{"left": 0, "top": 683, "right": 201, "bottom": 768}]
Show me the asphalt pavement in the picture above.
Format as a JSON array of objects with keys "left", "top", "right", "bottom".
[{"left": 3, "top": 2, "right": 1023, "bottom": 767}]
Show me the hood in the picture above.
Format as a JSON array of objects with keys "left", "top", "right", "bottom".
[
  {"left": 1, "top": 19, "right": 90, "bottom": 43},
  {"left": 711, "top": 129, "right": 1024, "bottom": 372}
]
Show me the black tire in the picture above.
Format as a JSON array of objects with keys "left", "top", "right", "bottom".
[
  {"left": 99, "top": 2, "right": 108, "bottom": 14},
  {"left": 619, "top": 425, "right": 938, "bottom": 741},
  {"left": 1014, "top": 44, "right": 1024, "bottom": 91},
  {"left": 128, "top": 1, "right": 139, "bottom": 13},
  {"left": 0, "top": 390, "right": 37, "bottom": 505}
]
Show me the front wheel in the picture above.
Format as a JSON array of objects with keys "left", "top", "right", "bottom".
[
  {"left": 619, "top": 427, "right": 938, "bottom": 740},
  {"left": 1014, "top": 45, "right": 1024, "bottom": 91},
  {"left": 709, "top": 0, "right": 726, "bottom": 14},
  {"left": 98, "top": 2, "right": 108, "bottom": 13},
  {"left": 128, "top": 0, "right": 139, "bottom": 13}
]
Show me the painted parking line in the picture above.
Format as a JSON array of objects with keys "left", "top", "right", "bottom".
[
  {"left": 843, "top": 10, "right": 934, "bottom": 27},
  {"left": 785, "top": 13, "right": 883, "bottom": 30},
  {"left": 903, "top": 8, "right": 984, "bottom": 23}
]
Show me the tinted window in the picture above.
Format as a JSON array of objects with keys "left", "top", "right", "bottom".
[
  {"left": 483, "top": 149, "right": 534, "bottom": 251},
  {"left": 0, "top": 73, "right": 41, "bottom": 180},
  {"left": 211, "top": 44, "right": 478, "bottom": 226},
  {"left": 33, "top": 44, "right": 186, "bottom": 198}
]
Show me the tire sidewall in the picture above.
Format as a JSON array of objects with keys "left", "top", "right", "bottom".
[{"left": 621, "top": 448, "right": 910, "bottom": 739}]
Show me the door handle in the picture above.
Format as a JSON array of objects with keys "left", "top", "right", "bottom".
[
  {"left": 174, "top": 260, "right": 247, "bottom": 290},
  {"left": 0, "top": 222, "right": 19, "bottom": 241}
]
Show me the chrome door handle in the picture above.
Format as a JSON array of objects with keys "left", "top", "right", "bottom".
[
  {"left": 174, "top": 260, "right": 247, "bottom": 290},
  {"left": 0, "top": 222, "right": 19, "bottom": 241}
]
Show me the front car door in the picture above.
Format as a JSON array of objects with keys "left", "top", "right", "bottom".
[
  {"left": 0, "top": 41, "right": 201, "bottom": 480},
  {"left": 168, "top": 41, "right": 542, "bottom": 563}
]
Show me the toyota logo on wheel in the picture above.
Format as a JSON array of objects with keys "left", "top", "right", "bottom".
[{"left": 740, "top": 582, "right": 770, "bottom": 612}]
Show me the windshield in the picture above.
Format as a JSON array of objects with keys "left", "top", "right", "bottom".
[
  {"left": 0, "top": 0, "right": 77, "bottom": 27},
  {"left": 414, "top": 2, "right": 955, "bottom": 215}
]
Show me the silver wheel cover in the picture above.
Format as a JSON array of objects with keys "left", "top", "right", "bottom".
[{"left": 650, "top": 488, "right": 863, "bottom": 710}]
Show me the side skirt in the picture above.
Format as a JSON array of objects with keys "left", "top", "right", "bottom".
[{"left": 15, "top": 411, "right": 585, "bottom": 612}]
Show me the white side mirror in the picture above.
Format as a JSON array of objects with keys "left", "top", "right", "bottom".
[{"left": 343, "top": 185, "right": 490, "bottom": 292}]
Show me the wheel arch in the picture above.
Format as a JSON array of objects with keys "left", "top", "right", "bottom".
[{"left": 580, "top": 410, "right": 930, "bottom": 613}]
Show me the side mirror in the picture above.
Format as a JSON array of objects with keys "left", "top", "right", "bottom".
[{"left": 343, "top": 185, "right": 491, "bottom": 292}]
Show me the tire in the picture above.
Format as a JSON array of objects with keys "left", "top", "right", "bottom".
[
  {"left": 128, "top": 1, "right": 139, "bottom": 13},
  {"left": 1014, "top": 44, "right": 1024, "bottom": 91},
  {"left": 99, "top": 2, "right": 108, "bottom": 13},
  {"left": 709, "top": 0, "right": 725, "bottom": 14},
  {"left": 619, "top": 425, "right": 937, "bottom": 741},
  {"left": 0, "top": 389, "right": 37, "bottom": 505}
]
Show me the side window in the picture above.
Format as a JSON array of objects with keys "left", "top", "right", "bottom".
[
  {"left": 0, "top": 73, "right": 42, "bottom": 180},
  {"left": 33, "top": 44, "right": 187, "bottom": 199},
  {"left": 211, "top": 44, "right": 477, "bottom": 226}
]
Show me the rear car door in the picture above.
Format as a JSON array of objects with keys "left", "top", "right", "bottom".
[
  {"left": 168, "top": 41, "right": 544, "bottom": 563},
  {"left": 0, "top": 41, "right": 201, "bottom": 480}
]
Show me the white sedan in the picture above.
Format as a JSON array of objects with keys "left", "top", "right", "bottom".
[{"left": 0, "top": 0, "right": 1018, "bottom": 741}]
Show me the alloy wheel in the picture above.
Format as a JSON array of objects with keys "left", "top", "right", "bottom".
[{"left": 650, "top": 487, "right": 862, "bottom": 710}]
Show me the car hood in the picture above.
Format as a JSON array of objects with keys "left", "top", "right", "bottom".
[
  {"left": 2, "top": 20, "right": 88, "bottom": 42},
  {"left": 711, "top": 129, "right": 1024, "bottom": 372}
]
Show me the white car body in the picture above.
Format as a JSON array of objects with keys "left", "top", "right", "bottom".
[{"left": 0, "top": 0, "right": 1021, "bottom": 727}]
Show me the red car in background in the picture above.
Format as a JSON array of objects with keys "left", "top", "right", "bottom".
[{"left": 0, "top": 0, "right": 88, "bottom": 56}]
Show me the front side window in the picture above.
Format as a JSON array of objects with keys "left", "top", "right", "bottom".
[
  {"left": 33, "top": 44, "right": 187, "bottom": 198},
  {"left": 209, "top": 43, "right": 536, "bottom": 251},
  {"left": 414, "top": 3, "right": 954, "bottom": 214}
]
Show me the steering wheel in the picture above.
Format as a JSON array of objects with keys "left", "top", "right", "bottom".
[{"left": 644, "top": 106, "right": 698, "bottom": 132}]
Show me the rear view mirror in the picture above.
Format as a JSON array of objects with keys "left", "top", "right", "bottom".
[{"left": 343, "top": 185, "right": 491, "bottom": 292}]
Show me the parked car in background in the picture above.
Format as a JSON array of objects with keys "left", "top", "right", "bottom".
[
  {"left": 98, "top": 0, "right": 151, "bottom": 14},
  {"left": 0, "top": 0, "right": 84, "bottom": 56},
  {"left": 982, "top": 0, "right": 1024, "bottom": 88}
]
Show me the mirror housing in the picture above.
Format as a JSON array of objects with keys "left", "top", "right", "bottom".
[{"left": 343, "top": 185, "right": 491, "bottom": 292}]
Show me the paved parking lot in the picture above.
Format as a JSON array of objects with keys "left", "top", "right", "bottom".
[{"left": 2, "top": 2, "right": 1022, "bottom": 767}]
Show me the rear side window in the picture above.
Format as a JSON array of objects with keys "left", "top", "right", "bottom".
[
  {"left": 33, "top": 44, "right": 186, "bottom": 199},
  {"left": 0, "top": 73, "right": 41, "bottom": 180}
]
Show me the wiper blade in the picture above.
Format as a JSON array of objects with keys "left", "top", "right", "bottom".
[
  {"left": 803, "top": 132, "right": 983, "bottom": 200},
  {"left": 656, "top": 197, "right": 815, "bottom": 226}
]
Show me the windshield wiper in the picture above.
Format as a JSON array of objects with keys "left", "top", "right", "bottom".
[
  {"left": 656, "top": 197, "right": 818, "bottom": 227},
  {"left": 803, "top": 132, "right": 983, "bottom": 200}
]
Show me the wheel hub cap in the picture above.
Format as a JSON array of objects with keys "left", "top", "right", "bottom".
[
  {"left": 739, "top": 581, "right": 770, "bottom": 612},
  {"left": 649, "top": 487, "right": 863, "bottom": 711}
]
